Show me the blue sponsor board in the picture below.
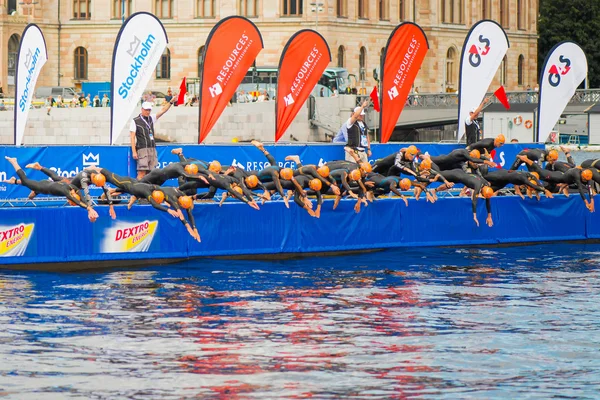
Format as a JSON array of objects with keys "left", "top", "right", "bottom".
[
  {"left": 0, "top": 143, "right": 541, "bottom": 197},
  {"left": 0, "top": 194, "right": 595, "bottom": 267}
]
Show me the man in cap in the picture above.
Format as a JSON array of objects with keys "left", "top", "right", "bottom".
[
  {"left": 130, "top": 98, "right": 174, "bottom": 179},
  {"left": 465, "top": 98, "right": 488, "bottom": 146},
  {"left": 344, "top": 99, "right": 371, "bottom": 163}
]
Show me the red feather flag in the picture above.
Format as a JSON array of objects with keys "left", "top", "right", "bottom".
[{"left": 494, "top": 85, "right": 510, "bottom": 109}]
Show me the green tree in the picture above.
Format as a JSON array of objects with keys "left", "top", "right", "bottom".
[{"left": 538, "top": 0, "right": 600, "bottom": 87}]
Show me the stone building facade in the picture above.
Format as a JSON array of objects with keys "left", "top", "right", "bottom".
[{"left": 0, "top": 0, "right": 538, "bottom": 96}]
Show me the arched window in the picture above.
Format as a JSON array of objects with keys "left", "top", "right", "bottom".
[
  {"left": 499, "top": 0, "right": 507, "bottom": 26},
  {"left": 74, "top": 47, "right": 88, "bottom": 80},
  {"left": 518, "top": 54, "right": 525, "bottom": 86},
  {"left": 7, "top": 34, "right": 20, "bottom": 86},
  {"left": 399, "top": 0, "right": 405, "bottom": 20},
  {"left": 378, "top": 0, "right": 389, "bottom": 20},
  {"left": 445, "top": 47, "right": 456, "bottom": 89},
  {"left": 358, "top": 0, "right": 368, "bottom": 18},
  {"left": 197, "top": 46, "right": 205, "bottom": 77},
  {"left": 155, "top": 0, "right": 173, "bottom": 18},
  {"left": 239, "top": 0, "right": 256, "bottom": 16},
  {"left": 337, "top": 45, "right": 345, "bottom": 68},
  {"left": 359, "top": 46, "right": 367, "bottom": 82},
  {"left": 499, "top": 55, "right": 507, "bottom": 86},
  {"left": 517, "top": 0, "right": 525, "bottom": 29},
  {"left": 482, "top": 0, "right": 489, "bottom": 19},
  {"left": 156, "top": 48, "right": 171, "bottom": 79},
  {"left": 282, "top": 0, "right": 302, "bottom": 15}
]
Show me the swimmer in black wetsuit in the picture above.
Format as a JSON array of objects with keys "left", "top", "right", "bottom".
[
  {"left": 478, "top": 165, "right": 553, "bottom": 200},
  {"left": 3, "top": 156, "right": 99, "bottom": 222},
  {"left": 24, "top": 162, "right": 117, "bottom": 220},
  {"left": 243, "top": 140, "right": 285, "bottom": 198},
  {"left": 466, "top": 134, "right": 505, "bottom": 160},
  {"left": 509, "top": 148, "right": 555, "bottom": 171},
  {"left": 139, "top": 161, "right": 210, "bottom": 186},
  {"left": 430, "top": 148, "right": 495, "bottom": 171},
  {"left": 363, "top": 173, "right": 409, "bottom": 206},
  {"left": 438, "top": 168, "right": 495, "bottom": 227},
  {"left": 284, "top": 155, "right": 342, "bottom": 196}
]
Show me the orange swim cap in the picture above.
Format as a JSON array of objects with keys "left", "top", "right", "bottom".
[
  {"left": 178, "top": 195, "right": 193, "bottom": 209},
  {"left": 91, "top": 173, "right": 106, "bottom": 187},
  {"left": 495, "top": 134, "right": 506, "bottom": 146},
  {"left": 209, "top": 160, "right": 222, "bottom": 173},
  {"left": 547, "top": 150, "right": 559, "bottom": 162},
  {"left": 481, "top": 186, "right": 494, "bottom": 198},
  {"left": 530, "top": 171, "right": 540, "bottom": 180},
  {"left": 309, "top": 178, "right": 322, "bottom": 191},
  {"left": 582, "top": 169, "right": 593, "bottom": 181},
  {"left": 406, "top": 145, "right": 418, "bottom": 156},
  {"left": 280, "top": 168, "right": 293, "bottom": 180},
  {"left": 420, "top": 158, "right": 432, "bottom": 170},
  {"left": 233, "top": 185, "right": 243, "bottom": 195},
  {"left": 400, "top": 178, "right": 411, "bottom": 190},
  {"left": 360, "top": 162, "right": 372, "bottom": 174},
  {"left": 349, "top": 169, "right": 362, "bottom": 181},
  {"left": 317, "top": 165, "right": 330, "bottom": 178},
  {"left": 68, "top": 192, "right": 81, "bottom": 206},
  {"left": 184, "top": 164, "right": 199, "bottom": 175},
  {"left": 470, "top": 149, "right": 481, "bottom": 159},
  {"left": 151, "top": 190, "right": 165, "bottom": 203},
  {"left": 245, "top": 175, "right": 259, "bottom": 188}
]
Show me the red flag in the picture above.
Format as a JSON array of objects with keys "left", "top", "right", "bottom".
[
  {"left": 494, "top": 85, "right": 510, "bottom": 109},
  {"left": 380, "top": 23, "right": 429, "bottom": 143},
  {"left": 198, "top": 16, "right": 263, "bottom": 143},
  {"left": 275, "top": 29, "right": 331, "bottom": 142},
  {"left": 370, "top": 86, "right": 380, "bottom": 112},
  {"left": 176, "top": 77, "right": 187, "bottom": 105}
]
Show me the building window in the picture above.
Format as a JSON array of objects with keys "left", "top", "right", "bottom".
[
  {"left": 7, "top": 0, "right": 17, "bottom": 14},
  {"left": 517, "top": 0, "right": 525, "bottom": 29},
  {"left": 337, "top": 45, "right": 345, "bottom": 67},
  {"left": 197, "top": 0, "right": 215, "bottom": 17},
  {"left": 378, "top": 0, "right": 389, "bottom": 20},
  {"left": 156, "top": 48, "right": 171, "bottom": 79},
  {"left": 112, "top": 0, "right": 132, "bottom": 19},
  {"left": 358, "top": 0, "right": 368, "bottom": 18},
  {"left": 337, "top": 0, "right": 347, "bottom": 17},
  {"left": 499, "top": 0, "right": 507, "bottom": 26},
  {"left": 441, "top": 0, "right": 462, "bottom": 24},
  {"left": 197, "top": 46, "right": 205, "bottom": 77},
  {"left": 7, "top": 34, "right": 20, "bottom": 86},
  {"left": 73, "top": 0, "right": 91, "bottom": 19},
  {"left": 282, "top": 0, "right": 302, "bottom": 15},
  {"left": 445, "top": 47, "right": 456, "bottom": 89},
  {"left": 155, "top": 0, "right": 173, "bottom": 18},
  {"left": 499, "top": 55, "right": 507, "bottom": 85},
  {"left": 74, "top": 47, "right": 88, "bottom": 80},
  {"left": 518, "top": 54, "right": 524, "bottom": 86},
  {"left": 239, "top": 0, "right": 256, "bottom": 16},
  {"left": 359, "top": 46, "right": 367, "bottom": 82},
  {"left": 399, "top": 0, "right": 404, "bottom": 20},
  {"left": 482, "top": 0, "right": 489, "bottom": 19}
]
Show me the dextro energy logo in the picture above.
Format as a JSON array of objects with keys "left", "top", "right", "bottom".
[
  {"left": 548, "top": 55, "right": 572, "bottom": 87},
  {"left": 101, "top": 220, "right": 158, "bottom": 253},
  {"left": 0, "top": 223, "right": 35, "bottom": 257},
  {"left": 213, "top": 32, "right": 253, "bottom": 93},
  {"left": 118, "top": 34, "right": 157, "bottom": 100},
  {"left": 18, "top": 47, "right": 41, "bottom": 112},
  {"left": 388, "top": 36, "right": 420, "bottom": 100},
  {"left": 468, "top": 35, "right": 491, "bottom": 68}
]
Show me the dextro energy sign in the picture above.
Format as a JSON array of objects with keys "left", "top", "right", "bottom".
[
  {"left": 101, "top": 220, "right": 158, "bottom": 253},
  {"left": 0, "top": 223, "right": 35, "bottom": 257}
]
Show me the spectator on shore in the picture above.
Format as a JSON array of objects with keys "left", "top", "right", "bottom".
[
  {"left": 56, "top": 96, "right": 64, "bottom": 108},
  {"left": 0, "top": 100, "right": 6, "bottom": 111},
  {"left": 93, "top": 95, "right": 101, "bottom": 107},
  {"left": 511, "top": 139, "right": 519, "bottom": 143},
  {"left": 102, "top": 94, "right": 110, "bottom": 107},
  {"left": 165, "top": 87, "right": 173, "bottom": 103}
]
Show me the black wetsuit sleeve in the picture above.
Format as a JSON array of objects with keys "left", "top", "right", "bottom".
[
  {"left": 40, "top": 167, "right": 63, "bottom": 182},
  {"left": 264, "top": 151, "right": 277, "bottom": 167},
  {"left": 148, "top": 196, "right": 170, "bottom": 212},
  {"left": 486, "top": 198, "right": 491, "bottom": 214},
  {"left": 186, "top": 208, "right": 196, "bottom": 230},
  {"left": 178, "top": 154, "right": 187, "bottom": 162}
]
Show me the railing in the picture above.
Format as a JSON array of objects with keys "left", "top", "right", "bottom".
[{"left": 354, "top": 88, "right": 600, "bottom": 108}]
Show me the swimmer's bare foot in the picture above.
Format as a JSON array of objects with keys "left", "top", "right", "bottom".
[
  {"left": 251, "top": 140, "right": 265, "bottom": 152},
  {"left": 171, "top": 148, "right": 183, "bottom": 155},
  {"left": 28, "top": 191, "right": 37, "bottom": 200},
  {"left": 26, "top": 162, "right": 42, "bottom": 170}
]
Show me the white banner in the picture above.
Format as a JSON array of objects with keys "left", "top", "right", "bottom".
[
  {"left": 110, "top": 12, "right": 168, "bottom": 145},
  {"left": 457, "top": 20, "right": 509, "bottom": 142},
  {"left": 537, "top": 42, "right": 587, "bottom": 142},
  {"left": 14, "top": 24, "right": 47, "bottom": 146}
]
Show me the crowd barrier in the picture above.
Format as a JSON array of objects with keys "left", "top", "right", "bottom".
[
  {"left": 0, "top": 143, "right": 542, "bottom": 199},
  {"left": 0, "top": 195, "right": 596, "bottom": 269}
]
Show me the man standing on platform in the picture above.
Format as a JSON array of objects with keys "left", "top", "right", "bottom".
[
  {"left": 344, "top": 99, "right": 371, "bottom": 163},
  {"left": 465, "top": 98, "right": 488, "bottom": 146},
  {"left": 130, "top": 99, "right": 174, "bottom": 179}
]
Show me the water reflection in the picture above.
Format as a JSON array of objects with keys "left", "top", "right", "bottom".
[{"left": 0, "top": 243, "right": 599, "bottom": 398}]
